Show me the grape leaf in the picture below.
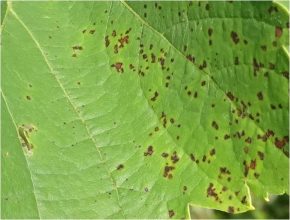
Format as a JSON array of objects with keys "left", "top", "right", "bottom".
[{"left": 1, "top": 1, "right": 289, "bottom": 219}]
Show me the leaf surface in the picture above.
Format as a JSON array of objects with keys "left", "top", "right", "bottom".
[{"left": 1, "top": 1, "right": 289, "bottom": 218}]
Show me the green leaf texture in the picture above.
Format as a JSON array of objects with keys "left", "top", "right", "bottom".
[{"left": 1, "top": 1, "right": 289, "bottom": 219}]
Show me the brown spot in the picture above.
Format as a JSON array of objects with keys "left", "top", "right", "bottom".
[
  {"left": 190, "top": 153, "right": 195, "bottom": 162},
  {"left": 211, "top": 121, "right": 219, "bottom": 130},
  {"left": 186, "top": 54, "right": 195, "bottom": 63},
  {"left": 234, "top": 57, "right": 239, "bottom": 65},
  {"left": 201, "top": 81, "right": 206, "bottom": 86},
  {"left": 207, "top": 183, "right": 218, "bottom": 201},
  {"left": 275, "top": 138, "right": 286, "bottom": 149},
  {"left": 26, "top": 96, "right": 31, "bottom": 100},
  {"left": 117, "top": 164, "right": 124, "bottom": 170},
  {"left": 168, "top": 210, "right": 175, "bottom": 218},
  {"left": 231, "top": 31, "right": 239, "bottom": 44},
  {"left": 150, "top": 91, "right": 159, "bottom": 102},
  {"left": 205, "top": 3, "right": 210, "bottom": 10},
  {"left": 171, "top": 151, "right": 179, "bottom": 164},
  {"left": 118, "top": 35, "right": 129, "bottom": 48},
  {"left": 111, "top": 62, "right": 124, "bottom": 73},
  {"left": 224, "top": 134, "right": 230, "bottom": 140},
  {"left": 257, "top": 91, "right": 263, "bottom": 100},
  {"left": 282, "top": 71, "right": 289, "bottom": 79},
  {"left": 208, "top": 28, "right": 213, "bottom": 36},
  {"left": 89, "top": 30, "right": 95, "bottom": 34},
  {"left": 275, "top": 26, "right": 283, "bottom": 38},
  {"left": 144, "top": 145, "right": 154, "bottom": 156},
  {"left": 228, "top": 206, "right": 234, "bottom": 214},
  {"left": 261, "top": 45, "right": 267, "bottom": 51},
  {"left": 241, "top": 196, "right": 247, "bottom": 204},
  {"left": 270, "top": 104, "right": 276, "bottom": 110},
  {"left": 210, "top": 148, "right": 216, "bottom": 156},
  {"left": 112, "top": 30, "right": 116, "bottom": 37},
  {"left": 250, "top": 159, "right": 256, "bottom": 169},
  {"left": 105, "top": 35, "right": 110, "bottom": 47},
  {"left": 163, "top": 165, "right": 175, "bottom": 178},
  {"left": 72, "top": 45, "right": 83, "bottom": 50}
]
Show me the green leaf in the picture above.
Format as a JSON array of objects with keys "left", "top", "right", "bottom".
[{"left": 1, "top": 1, "right": 289, "bottom": 218}]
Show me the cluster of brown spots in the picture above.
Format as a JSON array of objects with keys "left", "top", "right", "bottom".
[
  {"left": 163, "top": 165, "right": 175, "bottom": 179},
  {"left": 160, "top": 112, "right": 167, "bottom": 128},
  {"left": 274, "top": 137, "right": 287, "bottom": 149},
  {"left": 129, "top": 64, "right": 136, "bottom": 71},
  {"left": 226, "top": 91, "right": 235, "bottom": 101},
  {"left": 199, "top": 60, "right": 207, "bottom": 70},
  {"left": 117, "top": 164, "right": 124, "bottom": 170},
  {"left": 233, "top": 130, "right": 245, "bottom": 139},
  {"left": 165, "top": 75, "right": 171, "bottom": 88},
  {"left": 243, "top": 159, "right": 258, "bottom": 177},
  {"left": 230, "top": 31, "right": 239, "bottom": 44},
  {"left": 150, "top": 91, "right": 159, "bottom": 102},
  {"left": 186, "top": 54, "right": 195, "bottom": 63},
  {"left": 220, "top": 167, "right": 231, "bottom": 175},
  {"left": 111, "top": 62, "right": 124, "bottom": 73},
  {"left": 144, "top": 145, "right": 154, "bottom": 156},
  {"left": 72, "top": 46, "right": 83, "bottom": 50},
  {"left": 190, "top": 153, "right": 197, "bottom": 163},
  {"left": 161, "top": 152, "right": 169, "bottom": 158},
  {"left": 257, "top": 129, "right": 274, "bottom": 142},
  {"left": 171, "top": 151, "right": 179, "bottom": 163},
  {"left": 207, "top": 183, "right": 219, "bottom": 201},
  {"left": 211, "top": 121, "right": 219, "bottom": 130},
  {"left": 168, "top": 210, "right": 175, "bottom": 218},
  {"left": 275, "top": 26, "right": 283, "bottom": 38}
]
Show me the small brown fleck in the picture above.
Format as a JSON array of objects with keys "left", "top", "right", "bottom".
[
  {"left": 144, "top": 145, "right": 154, "bottom": 156},
  {"left": 275, "top": 26, "right": 283, "bottom": 38},
  {"left": 211, "top": 121, "right": 219, "bottom": 130},
  {"left": 117, "top": 164, "right": 124, "bottom": 170},
  {"left": 231, "top": 31, "right": 239, "bottom": 44}
]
